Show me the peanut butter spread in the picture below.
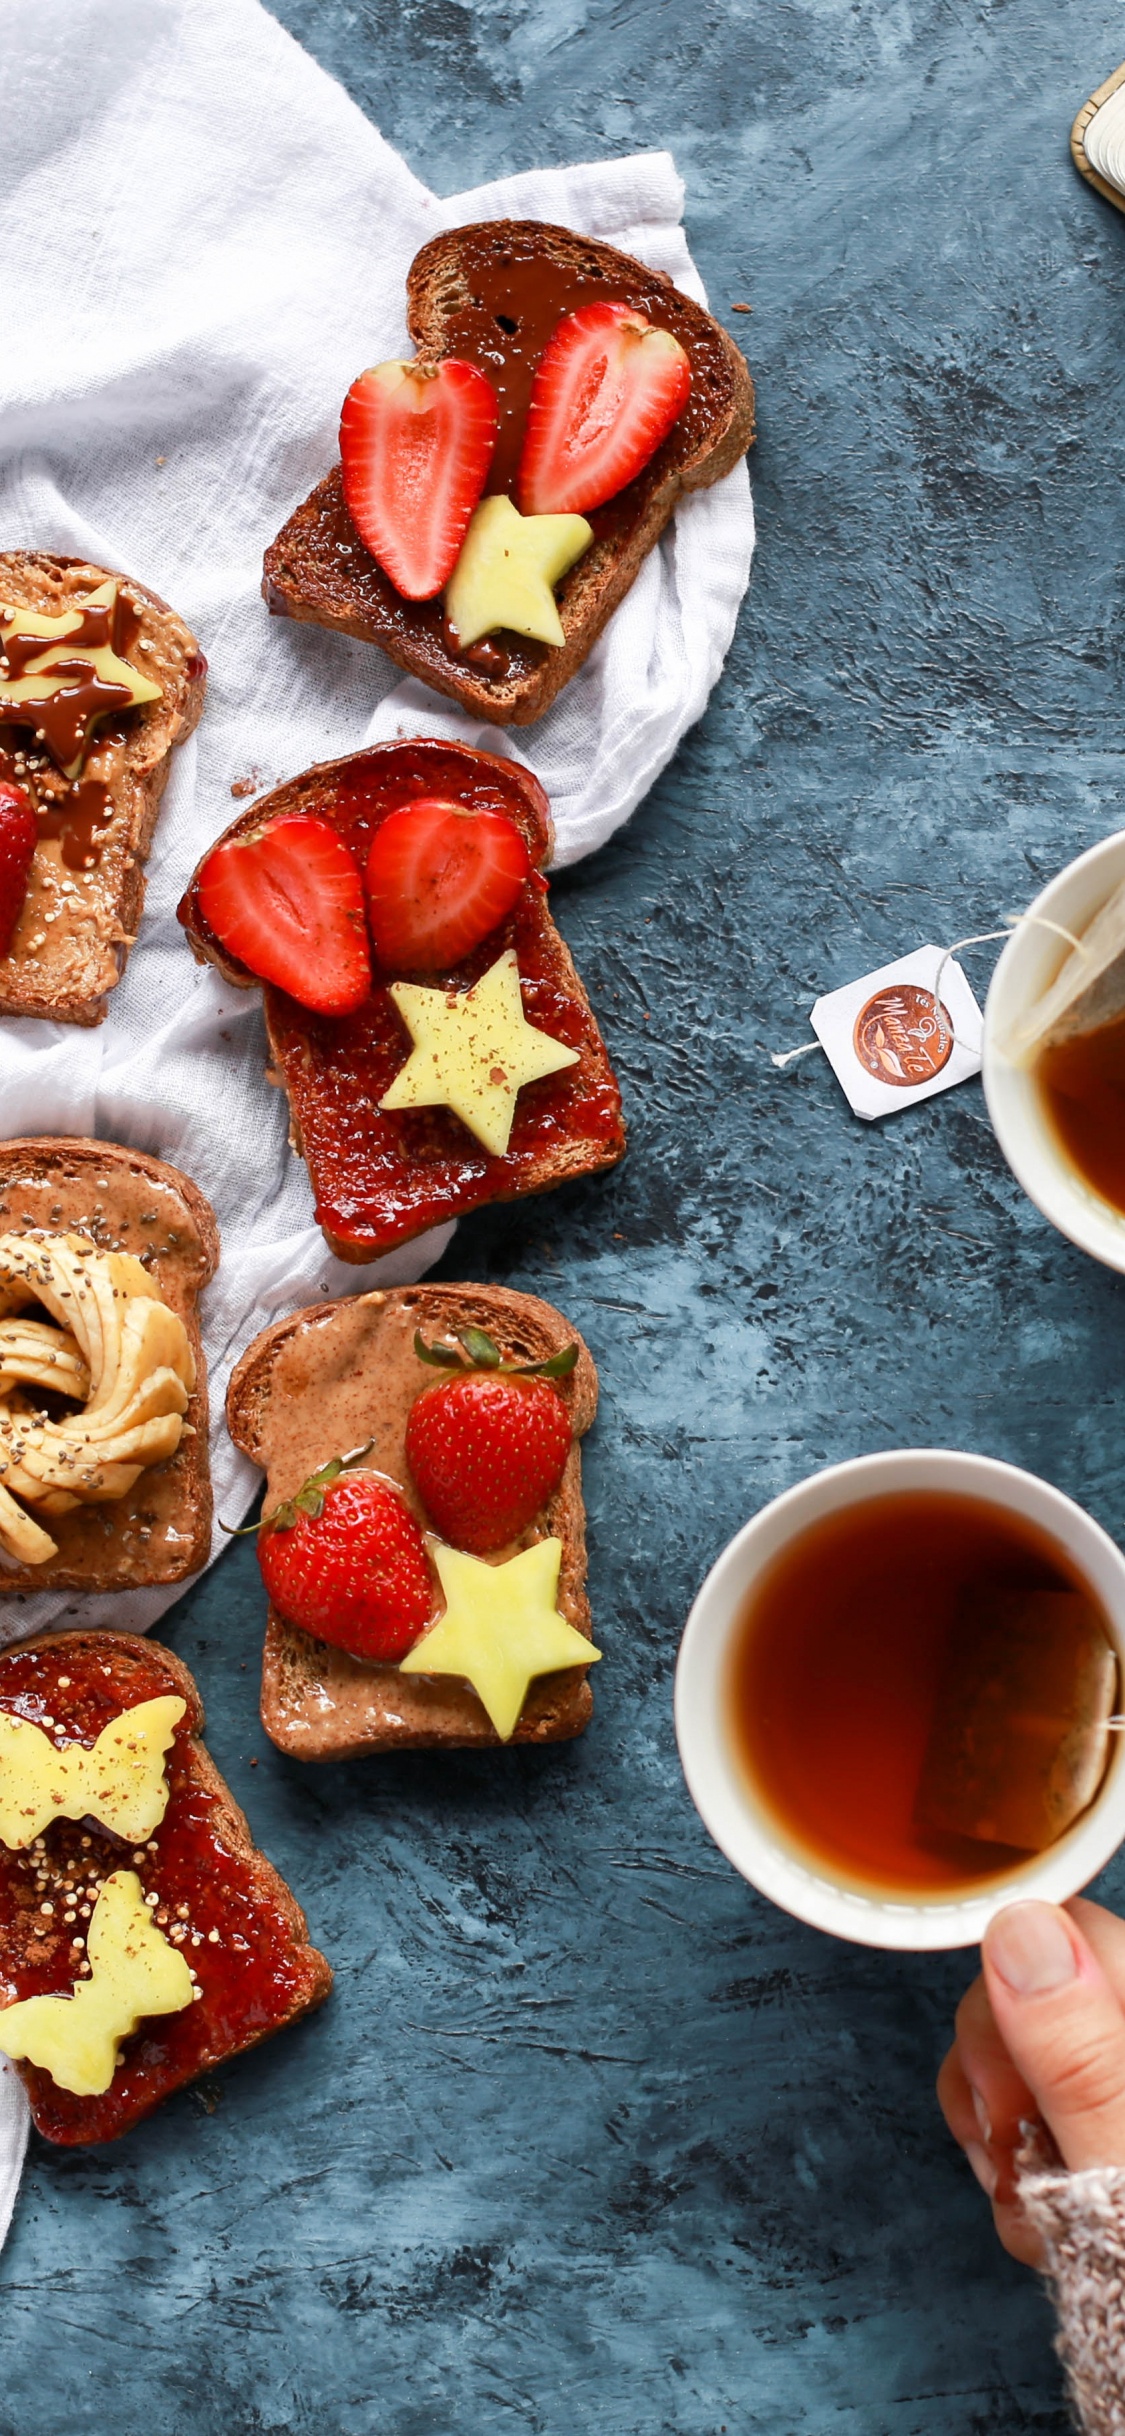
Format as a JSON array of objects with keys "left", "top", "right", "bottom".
[
  {"left": 0, "top": 557, "right": 203, "bottom": 1019},
  {"left": 0, "top": 1234, "right": 194, "bottom": 1565},
  {"left": 0, "top": 1153, "right": 211, "bottom": 1586}
]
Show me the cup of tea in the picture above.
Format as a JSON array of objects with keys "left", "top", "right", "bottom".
[
  {"left": 984, "top": 826, "right": 1125, "bottom": 1273},
  {"left": 674, "top": 1449, "right": 1125, "bottom": 1950}
]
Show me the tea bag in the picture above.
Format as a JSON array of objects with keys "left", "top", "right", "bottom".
[
  {"left": 916, "top": 1589, "right": 1118, "bottom": 1853},
  {"left": 1001, "top": 877, "right": 1125, "bottom": 1065}
]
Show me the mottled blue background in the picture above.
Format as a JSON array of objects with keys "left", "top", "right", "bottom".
[{"left": 3, "top": 3, "right": 1125, "bottom": 2429}]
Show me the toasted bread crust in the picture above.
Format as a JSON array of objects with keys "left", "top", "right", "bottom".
[
  {"left": 263, "top": 220, "right": 754, "bottom": 725},
  {"left": 0, "top": 1631, "right": 332, "bottom": 2142},
  {"left": 0, "top": 554, "right": 205, "bottom": 1024},
  {"left": 177, "top": 743, "right": 625, "bottom": 1262},
  {"left": 227, "top": 1283, "right": 599, "bottom": 1758},
  {"left": 0, "top": 1138, "right": 217, "bottom": 1594}
]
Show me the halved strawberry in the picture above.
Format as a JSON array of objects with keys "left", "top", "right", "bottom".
[
  {"left": 0, "top": 782, "right": 37, "bottom": 958},
  {"left": 365, "top": 797, "right": 532, "bottom": 972},
  {"left": 196, "top": 814, "right": 372, "bottom": 1015},
  {"left": 340, "top": 358, "right": 498, "bottom": 600},
  {"left": 517, "top": 302, "right": 692, "bottom": 517}
]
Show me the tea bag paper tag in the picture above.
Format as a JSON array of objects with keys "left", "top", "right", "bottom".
[{"left": 811, "top": 946, "right": 983, "bottom": 1121}]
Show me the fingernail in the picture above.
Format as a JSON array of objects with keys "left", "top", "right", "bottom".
[
  {"left": 986, "top": 1903, "right": 1079, "bottom": 1996},
  {"left": 971, "top": 2086, "right": 992, "bottom": 2145},
  {"left": 965, "top": 2141, "right": 998, "bottom": 2198}
]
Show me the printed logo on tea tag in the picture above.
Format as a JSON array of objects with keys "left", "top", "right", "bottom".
[{"left": 811, "top": 946, "right": 983, "bottom": 1121}]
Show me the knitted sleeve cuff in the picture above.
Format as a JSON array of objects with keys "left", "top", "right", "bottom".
[{"left": 1017, "top": 2139, "right": 1125, "bottom": 2436}]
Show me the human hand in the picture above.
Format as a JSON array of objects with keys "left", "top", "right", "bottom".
[{"left": 937, "top": 1897, "right": 1125, "bottom": 2266}]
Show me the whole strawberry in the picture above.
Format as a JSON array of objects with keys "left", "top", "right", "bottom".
[
  {"left": 255, "top": 1445, "right": 434, "bottom": 1662},
  {"left": 405, "top": 1326, "right": 576, "bottom": 1554},
  {"left": 0, "top": 782, "right": 37, "bottom": 957}
]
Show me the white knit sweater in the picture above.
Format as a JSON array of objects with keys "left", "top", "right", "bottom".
[{"left": 1019, "top": 2142, "right": 1125, "bottom": 2435}]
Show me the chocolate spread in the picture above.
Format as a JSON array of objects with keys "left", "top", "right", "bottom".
[{"left": 0, "top": 587, "right": 143, "bottom": 772}]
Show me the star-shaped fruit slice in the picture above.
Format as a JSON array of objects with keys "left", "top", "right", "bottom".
[
  {"left": 0, "top": 579, "right": 162, "bottom": 776},
  {"left": 399, "top": 1536, "right": 600, "bottom": 1740},
  {"left": 444, "top": 494, "right": 593, "bottom": 649},
  {"left": 380, "top": 947, "right": 580, "bottom": 1156}
]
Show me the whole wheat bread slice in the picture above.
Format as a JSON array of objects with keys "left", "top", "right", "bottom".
[
  {"left": 0, "top": 553, "right": 206, "bottom": 1024},
  {"left": 227, "top": 1283, "right": 599, "bottom": 1758},
  {"left": 0, "top": 1630, "right": 332, "bottom": 2142},
  {"left": 0, "top": 1138, "right": 216, "bottom": 1597},
  {"left": 263, "top": 220, "right": 754, "bottom": 726}
]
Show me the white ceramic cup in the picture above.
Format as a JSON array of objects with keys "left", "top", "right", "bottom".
[
  {"left": 674, "top": 1448, "right": 1125, "bottom": 1951},
  {"left": 984, "top": 825, "right": 1125, "bottom": 1273}
]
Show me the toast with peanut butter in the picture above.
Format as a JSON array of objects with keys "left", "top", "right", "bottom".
[
  {"left": 0, "top": 1631, "right": 332, "bottom": 2143},
  {"left": 227, "top": 1283, "right": 599, "bottom": 1758},
  {"left": 0, "top": 1138, "right": 216, "bottom": 1594},
  {"left": 263, "top": 219, "right": 754, "bottom": 727},
  {"left": 0, "top": 553, "right": 206, "bottom": 1024}
]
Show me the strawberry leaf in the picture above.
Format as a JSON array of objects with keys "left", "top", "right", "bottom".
[
  {"left": 413, "top": 1329, "right": 468, "bottom": 1369},
  {"left": 411, "top": 1326, "right": 578, "bottom": 1381},
  {"left": 518, "top": 1343, "right": 579, "bottom": 1379},
  {"left": 458, "top": 1327, "right": 503, "bottom": 1368},
  {"left": 220, "top": 1437, "right": 376, "bottom": 1536}
]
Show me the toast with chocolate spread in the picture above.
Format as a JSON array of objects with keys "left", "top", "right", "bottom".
[
  {"left": 0, "top": 1631, "right": 332, "bottom": 2143},
  {"left": 227, "top": 1283, "right": 599, "bottom": 1758},
  {"left": 0, "top": 1138, "right": 216, "bottom": 1594},
  {"left": 177, "top": 740, "right": 625, "bottom": 1262},
  {"left": 0, "top": 553, "right": 205, "bottom": 1024},
  {"left": 263, "top": 220, "right": 754, "bottom": 726}
]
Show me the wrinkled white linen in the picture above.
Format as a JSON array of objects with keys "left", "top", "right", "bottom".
[{"left": 0, "top": 0, "right": 754, "bottom": 2228}]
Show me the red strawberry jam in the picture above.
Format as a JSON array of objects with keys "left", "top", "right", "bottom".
[{"left": 0, "top": 1636, "right": 327, "bottom": 2144}]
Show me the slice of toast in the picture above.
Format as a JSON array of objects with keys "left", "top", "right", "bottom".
[
  {"left": 1072, "top": 60, "right": 1125, "bottom": 215},
  {"left": 0, "top": 1138, "right": 216, "bottom": 1593},
  {"left": 227, "top": 1283, "right": 599, "bottom": 1758},
  {"left": 263, "top": 219, "right": 754, "bottom": 726},
  {"left": 178, "top": 741, "right": 625, "bottom": 1262},
  {"left": 0, "top": 1631, "right": 332, "bottom": 2142},
  {"left": 0, "top": 553, "right": 206, "bottom": 1024}
]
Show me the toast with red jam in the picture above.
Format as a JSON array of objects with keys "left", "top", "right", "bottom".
[
  {"left": 0, "top": 554, "right": 205, "bottom": 1024},
  {"left": 177, "top": 739, "right": 625, "bottom": 1262},
  {"left": 0, "top": 1632, "right": 331, "bottom": 2143},
  {"left": 262, "top": 220, "right": 754, "bottom": 726},
  {"left": 227, "top": 1283, "right": 599, "bottom": 1758}
]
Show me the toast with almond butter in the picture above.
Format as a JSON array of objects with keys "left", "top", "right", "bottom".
[
  {"left": 0, "top": 1138, "right": 216, "bottom": 1593},
  {"left": 0, "top": 1631, "right": 332, "bottom": 2142},
  {"left": 177, "top": 740, "right": 625, "bottom": 1261},
  {"left": 227, "top": 1283, "right": 599, "bottom": 1759},
  {"left": 0, "top": 553, "right": 206, "bottom": 1024},
  {"left": 263, "top": 219, "right": 754, "bottom": 726}
]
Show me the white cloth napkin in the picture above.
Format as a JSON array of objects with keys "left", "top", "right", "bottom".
[{"left": 0, "top": 0, "right": 754, "bottom": 2221}]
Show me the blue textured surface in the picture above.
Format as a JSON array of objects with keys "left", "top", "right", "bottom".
[{"left": 3, "top": 3, "right": 1125, "bottom": 2429}]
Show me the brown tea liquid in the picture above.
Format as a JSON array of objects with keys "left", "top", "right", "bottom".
[
  {"left": 1036, "top": 1010, "right": 1125, "bottom": 1216},
  {"left": 727, "top": 1490, "right": 1115, "bottom": 1896}
]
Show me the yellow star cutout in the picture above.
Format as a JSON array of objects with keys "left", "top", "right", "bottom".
[
  {"left": 0, "top": 579, "right": 163, "bottom": 776},
  {"left": 380, "top": 947, "right": 580, "bottom": 1156},
  {"left": 444, "top": 494, "right": 593, "bottom": 648},
  {"left": 400, "top": 1536, "right": 600, "bottom": 1740}
]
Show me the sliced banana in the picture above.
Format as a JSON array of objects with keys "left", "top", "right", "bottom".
[{"left": 0, "top": 1233, "right": 195, "bottom": 1564}]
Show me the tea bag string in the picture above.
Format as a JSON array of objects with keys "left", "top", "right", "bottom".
[
  {"left": 771, "top": 912, "right": 1092, "bottom": 1069},
  {"left": 928, "top": 914, "right": 1091, "bottom": 1054}
]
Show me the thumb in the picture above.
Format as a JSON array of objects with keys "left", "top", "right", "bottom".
[{"left": 982, "top": 1901, "right": 1125, "bottom": 2172}]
